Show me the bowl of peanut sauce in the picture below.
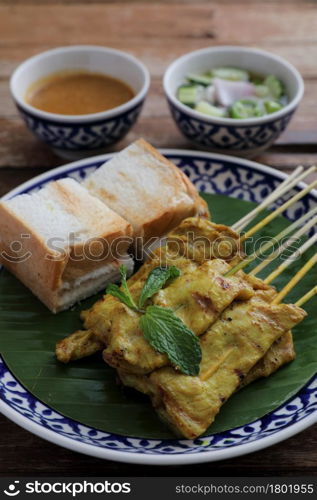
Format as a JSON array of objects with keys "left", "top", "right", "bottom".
[{"left": 10, "top": 45, "right": 150, "bottom": 159}]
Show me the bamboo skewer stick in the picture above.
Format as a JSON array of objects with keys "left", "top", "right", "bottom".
[
  {"left": 250, "top": 212, "right": 317, "bottom": 276},
  {"left": 239, "top": 178, "right": 317, "bottom": 243},
  {"left": 264, "top": 234, "right": 317, "bottom": 285},
  {"left": 225, "top": 207, "right": 317, "bottom": 277},
  {"left": 271, "top": 253, "right": 317, "bottom": 304},
  {"left": 232, "top": 166, "right": 305, "bottom": 232},
  {"left": 232, "top": 166, "right": 314, "bottom": 232},
  {"left": 295, "top": 285, "right": 317, "bottom": 307},
  {"left": 232, "top": 166, "right": 316, "bottom": 232},
  {"left": 200, "top": 349, "right": 234, "bottom": 381}
]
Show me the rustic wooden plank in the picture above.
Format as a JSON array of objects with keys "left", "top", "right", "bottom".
[
  {"left": 0, "top": 414, "right": 316, "bottom": 476},
  {"left": 1, "top": 2, "right": 317, "bottom": 48},
  {"left": 1, "top": 41, "right": 317, "bottom": 80},
  {"left": 1, "top": 42, "right": 317, "bottom": 82},
  {"left": 0, "top": 38, "right": 317, "bottom": 81},
  {"left": 3, "top": 0, "right": 310, "bottom": 4}
]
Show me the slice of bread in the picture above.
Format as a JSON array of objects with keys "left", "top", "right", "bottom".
[
  {"left": 83, "top": 139, "right": 209, "bottom": 244},
  {"left": 0, "top": 178, "right": 134, "bottom": 313}
]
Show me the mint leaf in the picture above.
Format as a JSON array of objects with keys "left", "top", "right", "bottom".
[
  {"left": 106, "top": 284, "right": 138, "bottom": 311},
  {"left": 106, "top": 265, "right": 140, "bottom": 311},
  {"left": 139, "top": 305, "right": 202, "bottom": 376},
  {"left": 139, "top": 266, "right": 181, "bottom": 308}
]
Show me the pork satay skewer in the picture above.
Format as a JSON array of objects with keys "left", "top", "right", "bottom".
[
  {"left": 246, "top": 257, "right": 317, "bottom": 384},
  {"left": 119, "top": 281, "right": 307, "bottom": 439},
  {"left": 204, "top": 257, "right": 317, "bottom": 387},
  {"left": 188, "top": 239, "right": 317, "bottom": 386},
  {"left": 97, "top": 242, "right": 316, "bottom": 375},
  {"left": 243, "top": 250, "right": 317, "bottom": 384},
  {"left": 128, "top": 262, "right": 315, "bottom": 439},
  {"left": 232, "top": 165, "right": 311, "bottom": 232},
  {"left": 120, "top": 264, "right": 317, "bottom": 439}
]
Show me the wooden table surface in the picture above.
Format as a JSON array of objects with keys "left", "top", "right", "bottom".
[{"left": 0, "top": 0, "right": 316, "bottom": 476}]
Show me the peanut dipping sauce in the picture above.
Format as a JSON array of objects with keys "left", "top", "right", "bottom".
[{"left": 26, "top": 71, "right": 134, "bottom": 115}]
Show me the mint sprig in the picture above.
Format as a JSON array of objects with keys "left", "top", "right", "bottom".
[
  {"left": 140, "top": 305, "right": 201, "bottom": 376},
  {"left": 106, "top": 265, "right": 202, "bottom": 376},
  {"left": 106, "top": 265, "right": 141, "bottom": 312},
  {"left": 138, "top": 266, "right": 181, "bottom": 308}
]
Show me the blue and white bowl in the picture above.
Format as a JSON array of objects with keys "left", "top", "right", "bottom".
[
  {"left": 10, "top": 46, "right": 150, "bottom": 160},
  {"left": 163, "top": 46, "right": 304, "bottom": 158}
]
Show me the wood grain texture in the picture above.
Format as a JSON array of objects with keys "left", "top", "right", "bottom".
[
  {"left": 0, "top": 0, "right": 316, "bottom": 475},
  {"left": 1, "top": 2, "right": 317, "bottom": 45},
  {"left": 0, "top": 1, "right": 317, "bottom": 169}
]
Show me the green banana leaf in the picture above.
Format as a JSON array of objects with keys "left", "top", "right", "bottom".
[{"left": 0, "top": 193, "right": 316, "bottom": 439}]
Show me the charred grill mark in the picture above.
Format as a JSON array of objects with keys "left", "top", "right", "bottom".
[
  {"left": 234, "top": 369, "right": 245, "bottom": 381},
  {"left": 251, "top": 341, "right": 265, "bottom": 352},
  {"left": 192, "top": 292, "right": 217, "bottom": 313},
  {"left": 215, "top": 276, "right": 231, "bottom": 290}
]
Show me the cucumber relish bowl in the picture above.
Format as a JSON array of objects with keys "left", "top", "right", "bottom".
[
  {"left": 163, "top": 46, "right": 304, "bottom": 158},
  {"left": 10, "top": 45, "right": 150, "bottom": 160}
]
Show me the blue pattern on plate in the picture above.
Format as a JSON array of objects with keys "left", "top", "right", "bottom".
[
  {"left": 168, "top": 99, "right": 295, "bottom": 155},
  {"left": 16, "top": 102, "right": 144, "bottom": 151},
  {"left": 0, "top": 153, "right": 316, "bottom": 457}
]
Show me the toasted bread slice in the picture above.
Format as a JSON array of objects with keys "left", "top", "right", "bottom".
[
  {"left": 83, "top": 138, "right": 209, "bottom": 244},
  {"left": 0, "top": 178, "right": 133, "bottom": 313}
]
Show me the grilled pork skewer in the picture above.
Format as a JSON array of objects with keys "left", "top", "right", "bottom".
[
  {"left": 118, "top": 290, "right": 306, "bottom": 439},
  {"left": 115, "top": 251, "right": 315, "bottom": 438},
  {"left": 57, "top": 257, "right": 257, "bottom": 370},
  {"left": 101, "top": 260, "right": 258, "bottom": 375},
  {"left": 118, "top": 258, "right": 314, "bottom": 439}
]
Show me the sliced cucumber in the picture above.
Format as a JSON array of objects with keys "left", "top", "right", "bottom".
[
  {"left": 264, "top": 100, "right": 283, "bottom": 114},
  {"left": 264, "top": 75, "right": 284, "bottom": 99},
  {"left": 195, "top": 101, "right": 227, "bottom": 117},
  {"left": 178, "top": 85, "right": 204, "bottom": 106},
  {"left": 187, "top": 73, "right": 213, "bottom": 86},
  {"left": 254, "top": 84, "right": 270, "bottom": 98},
  {"left": 211, "top": 67, "right": 249, "bottom": 82},
  {"left": 230, "top": 99, "right": 264, "bottom": 119}
]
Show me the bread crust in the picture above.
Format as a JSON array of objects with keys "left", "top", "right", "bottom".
[
  {"left": 130, "top": 138, "right": 209, "bottom": 223},
  {"left": 0, "top": 179, "right": 133, "bottom": 313},
  {"left": 84, "top": 138, "right": 209, "bottom": 242},
  {"left": 0, "top": 202, "right": 68, "bottom": 311}
]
